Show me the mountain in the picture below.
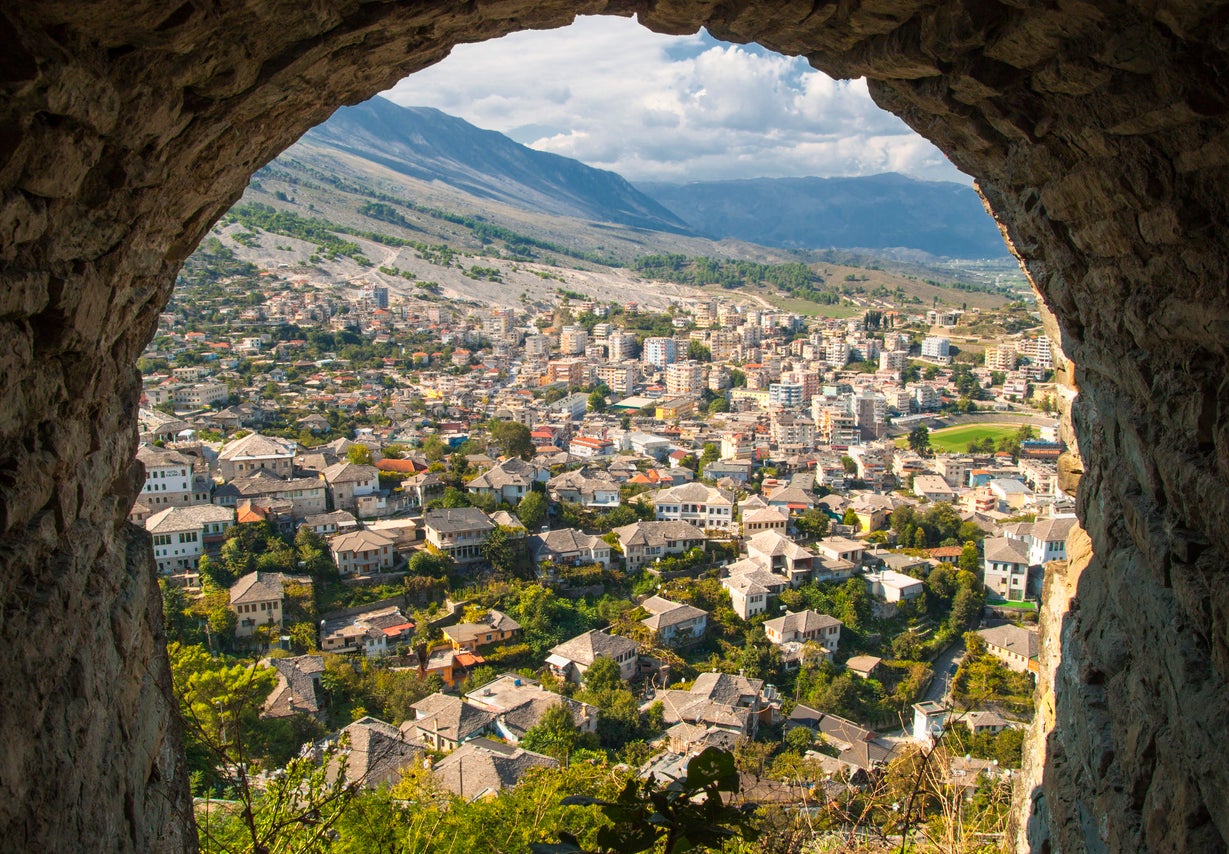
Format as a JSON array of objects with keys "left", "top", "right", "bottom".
[
  {"left": 637, "top": 174, "right": 1009, "bottom": 259},
  {"left": 304, "top": 97, "right": 692, "bottom": 235}
]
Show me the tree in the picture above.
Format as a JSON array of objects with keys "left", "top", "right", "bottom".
[
  {"left": 587, "top": 390, "right": 607, "bottom": 413},
  {"left": 687, "top": 340, "right": 712, "bottom": 362},
  {"left": 346, "top": 444, "right": 373, "bottom": 465},
  {"left": 707, "top": 396, "right": 729, "bottom": 413},
  {"left": 908, "top": 424, "right": 932, "bottom": 456},
  {"left": 516, "top": 490, "right": 548, "bottom": 531},
  {"left": 481, "top": 526, "right": 520, "bottom": 575},
  {"left": 583, "top": 656, "right": 623, "bottom": 695},
  {"left": 842, "top": 508, "right": 861, "bottom": 530},
  {"left": 840, "top": 455, "right": 858, "bottom": 475},
  {"left": 521, "top": 701, "right": 586, "bottom": 765},
  {"left": 958, "top": 541, "right": 981, "bottom": 572},
  {"left": 488, "top": 419, "right": 534, "bottom": 460},
  {"left": 794, "top": 509, "right": 830, "bottom": 540}
]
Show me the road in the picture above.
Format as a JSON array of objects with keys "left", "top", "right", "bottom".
[{"left": 924, "top": 636, "right": 966, "bottom": 704}]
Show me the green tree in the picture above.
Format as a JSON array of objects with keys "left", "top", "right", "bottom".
[
  {"left": 516, "top": 490, "right": 548, "bottom": 531},
  {"left": 907, "top": 424, "right": 931, "bottom": 456},
  {"left": 841, "top": 455, "right": 858, "bottom": 475},
  {"left": 842, "top": 508, "right": 861, "bottom": 530},
  {"left": 794, "top": 509, "right": 830, "bottom": 540},
  {"left": 481, "top": 526, "right": 521, "bottom": 575},
  {"left": 587, "top": 390, "right": 607, "bottom": 413},
  {"left": 687, "top": 340, "right": 712, "bottom": 362},
  {"left": 707, "top": 396, "right": 729, "bottom": 413},
  {"left": 521, "top": 701, "right": 586, "bottom": 765},
  {"left": 958, "top": 540, "right": 981, "bottom": 572},
  {"left": 583, "top": 656, "right": 623, "bottom": 695},
  {"left": 346, "top": 444, "right": 374, "bottom": 465},
  {"left": 488, "top": 419, "right": 534, "bottom": 459},
  {"left": 407, "top": 550, "right": 453, "bottom": 577}
]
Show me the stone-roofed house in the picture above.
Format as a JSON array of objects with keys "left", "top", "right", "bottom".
[
  {"left": 546, "top": 468, "right": 620, "bottom": 508},
  {"left": 639, "top": 596, "right": 708, "bottom": 645},
  {"left": 423, "top": 507, "right": 495, "bottom": 565},
  {"left": 320, "top": 605, "right": 415, "bottom": 657},
  {"left": 652, "top": 482, "right": 736, "bottom": 531},
  {"left": 652, "top": 671, "right": 774, "bottom": 737},
  {"left": 983, "top": 536, "right": 1032, "bottom": 601},
  {"left": 229, "top": 571, "right": 308, "bottom": 638},
  {"left": 465, "top": 457, "right": 547, "bottom": 504},
  {"left": 330, "top": 716, "right": 423, "bottom": 789},
  {"left": 431, "top": 737, "right": 558, "bottom": 800},
  {"left": 145, "top": 504, "right": 235, "bottom": 580},
  {"left": 217, "top": 432, "right": 297, "bottom": 480},
  {"left": 319, "top": 460, "right": 379, "bottom": 513},
  {"left": 216, "top": 470, "right": 327, "bottom": 519},
  {"left": 329, "top": 528, "right": 396, "bottom": 576},
  {"left": 612, "top": 520, "right": 706, "bottom": 570},
  {"left": 785, "top": 705, "right": 897, "bottom": 776},
  {"left": 261, "top": 655, "right": 324, "bottom": 719},
  {"left": 742, "top": 506, "right": 789, "bottom": 536},
  {"left": 721, "top": 558, "right": 789, "bottom": 620},
  {"left": 745, "top": 530, "right": 816, "bottom": 586},
  {"left": 977, "top": 623, "right": 1040, "bottom": 676},
  {"left": 403, "top": 693, "right": 496, "bottom": 752},
  {"left": 528, "top": 528, "right": 611, "bottom": 568},
  {"left": 442, "top": 609, "right": 521, "bottom": 652},
  {"left": 547, "top": 629, "right": 640, "bottom": 683},
  {"left": 299, "top": 509, "right": 359, "bottom": 538},
  {"left": 764, "top": 610, "right": 843, "bottom": 655},
  {"left": 464, "top": 674, "right": 598, "bottom": 743}
]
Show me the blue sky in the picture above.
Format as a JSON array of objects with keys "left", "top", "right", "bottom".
[{"left": 382, "top": 16, "right": 966, "bottom": 185}]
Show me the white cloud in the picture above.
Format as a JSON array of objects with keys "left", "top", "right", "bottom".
[{"left": 381, "top": 15, "right": 966, "bottom": 185}]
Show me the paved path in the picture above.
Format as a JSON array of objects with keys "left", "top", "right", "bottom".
[{"left": 924, "top": 635, "right": 967, "bottom": 705}]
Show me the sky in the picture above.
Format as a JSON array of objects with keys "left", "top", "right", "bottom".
[{"left": 382, "top": 15, "right": 966, "bottom": 186}]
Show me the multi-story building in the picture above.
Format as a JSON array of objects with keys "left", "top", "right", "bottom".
[
  {"left": 653, "top": 482, "right": 736, "bottom": 531},
  {"left": 770, "top": 412, "right": 816, "bottom": 450},
  {"left": 545, "top": 357, "right": 586, "bottom": 388},
  {"left": 880, "top": 350, "right": 908, "bottom": 372},
  {"left": 330, "top": 529, "right": 396, "bottom": 576},
  {"left": 523, "top": 334, "right": 551, "bottom": 358},
  {"left": 137, "top": 445, "right": 211, "bottom": 508},
  {"left": 595, "top": 362, "right": 638, "bottom": 394},
  {"left": 768, "top": 381, "right": 805, "bottom": 409},
  {"left": 559, "top": 325, "right": 588, "bottom": 355},
  {"left": 146, "top": 504, "right": 235, "bottom": 579},
  {"left": 1017, "top": 335, "right": 1054, "bottom": 369},
  {"left": 982, "top": 536, "right": 1031, "bottom": 600},
  {"left": 665, "top": 360, "right": 705, "bottom": 397},
  {"left": 606, "top": 330, "right": 636, "bottom": 362},
  {"left": 921, "top": 336, "right": 952, "bottom": 362},
  {"left": 984, "top": 346, "right": 1018, "bottom": 372},
  {"left": 173, "top": 381, "right": 230, "bottom": 408},
  {"left": 217, "top": 432, "right": 296, "bottom": 480},
  {"left": 853, "top": 390, "right": 887, "bottom": 439},
  {"left": 424, "top": 507, "right": 496, "bottom": 565},
  {"left": 642, "top": 336, "right": 678, "bottom": 368}
]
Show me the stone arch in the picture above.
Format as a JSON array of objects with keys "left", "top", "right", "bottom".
[{"left": 3, "top": 2, "right": 1229, "bottom": 851}]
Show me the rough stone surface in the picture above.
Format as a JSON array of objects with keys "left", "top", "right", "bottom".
[{"left": 4, "top": 1, "right": 1229, "bottom": 851}]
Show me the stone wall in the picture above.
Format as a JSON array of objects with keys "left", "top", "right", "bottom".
[{"left": 3, "top": 1, "right": 1229, "bottom": 850}]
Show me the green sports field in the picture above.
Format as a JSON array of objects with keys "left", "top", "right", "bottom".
[{"left": 896, "top": 423, "right": 1023, "bottom": 453}]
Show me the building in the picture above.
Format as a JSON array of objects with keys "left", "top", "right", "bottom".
[
  {"left": 768, "top": 381, "right": 805, "bottom": 408},
  {"left": 547, "top": 629, "right": 640, "bottom": 683},
  {"left": 320, "top": 460, "right": 379, "bottom": 513},
  {"left": 654, "top": 671, "right": 773, "bottom": 738},
  {"left": 763, "top": 610, "right": 842, "bottom": 650},
  {"left": 217, "top": 432, "right": 296, "bottom": 480},
  {"left": 320, "top": 605, "right": 414, "bottom": 656},
  {"left": 984, "top": 346, "right": 1017, "bottom": 371},
  {"left": 983, "top": 536, "right": 1032, "bottom": 600},
  {"left": 665, "top": 360, "right": 705, "bottom": 397},
  {"left": 465, "top": 457, "right": 545, "bottom": 504},
  {"left": 442, "top": 609, "right": 521, "bottom": 652},
  {"left": 528, "top": 528, "right": 611, "bottom": 568},
  {"left": 921, "top": 336, "right": 952, "bottom": 362},
  {"left": 330, "top": 529, "right": 396, "bottom": 576},
  {"left": 613, "top": 520, "right": 707, "bottom": 570},
  {"left": 228, "top": 571, "right": 298, "bottom": 638},
  {"left": 423, "top": 507, "right": 496, "bottom": 565},
  {"left": 978, "top": 623, "right": 1041, "bottom": 675},
  {"left": 642, "top": 336, "right": 678, "bottom": 368},
  {"left": 146, "top": 504, "right": 235, "bottom": 579},
  {"left": 136, "top": 445, "right": 211, "bottom": 508},
  {"left": 639, "top": 596, "right": 708, "bottom": 645},
  {"left": 404, "top": 693, "right": 495, "bottom": 752},
  {"left": 864, "top": 569, "right": 925, "bottom": 602},
  {"left": 652, "top": 482, "right": 735, "bottom": 531},
  {"left": 464, "top": 674, "right": 599, "bottom": 743},
  {"left": 430, "top": 738, "right": 558, "bottom": 799}
]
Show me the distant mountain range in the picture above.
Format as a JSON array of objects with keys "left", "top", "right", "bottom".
[
  {"left": 637, "top": 174, "right": 1007, "bottom": 259},
  {"left": 305, "top": 97, "right": 692, "bottom": 235},
  {"left": 300, "top": 96, "right": 1008, "bottom": 260}
]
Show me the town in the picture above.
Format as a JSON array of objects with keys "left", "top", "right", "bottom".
[{"left": 142, "top": 247, "right": 1067, "bottom": 851}]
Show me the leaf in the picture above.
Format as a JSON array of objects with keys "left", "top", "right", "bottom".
[{"left": 683, "top": 746, "right": 739, "bottom": 793}]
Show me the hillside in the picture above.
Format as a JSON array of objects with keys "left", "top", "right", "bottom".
[
  {"left": 639, "top": 174, "right": 1010, "bottom": 260},
  {"left": 304, "top": 97, "right": 692, "bottom": 234}
]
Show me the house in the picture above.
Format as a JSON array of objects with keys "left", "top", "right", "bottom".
[
  {"left": 864, "top": 569, "right": 926, "bottom": 602},
  {"left": 320, "top": 605, "right": 415, "bottom": 656},
  {"left": 217, "top": 431, "right": 297, "bottom": 480},
  {"left": 652, "top": 482, "right": 736, "bottom": 531},
  {"left": 403, "top": 693, "right": 496, "bottom": 752},
  {"left": 442, "top": 609, "right": 521, "bottom": 652},
  {"left": 229, "top": 571, "right": 307, "bottom": 638},
  {"left": 785, "top": 705, "right": 897, "bottom": 774},
  {"left": 612, "top": 520, "right": 706, "bottom": 570},
  {"left": 988, "top": 477, "right": 1034, "bottom": 512},
  {"left": 653, "top": 671, "right": 774, "bottom": 738},
  {"left": 764, "top": 610, "right": 842, "bottom": 651},
  {"left": 722, "top": 557, "right": 789, "bottom": 620},
  {"left": 261, "top": 655, "right": 324, "bottom": 719},
  {"left": 329, "top": 716, "right": 423, "bottom": 789},
  {"left": 430, "top": 738, "right": 558, "bottom": 800},
  {"left": 962, "top": 709, "right": 1010, "bottom": 735},
  {"left": 742, "top": 506, "right": 789, "bottom": 535},
  {"left": 816, "top": 536, "right": 865, "bottom": 565},
  {"left": 845, "top": 655, "right": 883, "bottom": 679},
  {"left": 423, "top": 507, "right": 496, "bottom": 565},
  {"left": 547, "top": 629, "right": 640, "bottom": 683},
  {"left": 978, "top": 623, "right": 1040, "bottom": 675},
  {"left": 913, "top": 474, "right": 957, "bottom": 502},
  {"left": 329, "top": 528, "right": 396, "bottom": 576},
  {"left": 528, "top": 528, "right": 611, "bottom": 568},
  {"left": 464, "top": 674, "right": 599, "bottom": 743},
  {"left": 638, "top": 596, "right": 708, "bottom": 645},
  {"left": 1002, "top": 514, "right": 1078, "bottom": 567},
  {"left": 546, "top": 469, "right": 620, "bottom": 508},
  {"left": 145, "top": 504, "right": 235, "bottom": 580},
  {"left": 466, "top": 457, "right": 547, "bottom": 504},
  {"left": 216, "top": 471, "right": 328, "bottom": 519},
  {"left": 765, "top": 483, "right": 817, "bottom": 516},
  {"left": 136, "top": 444, "right": 211, "bottom": 508},
  {"left": 299, "top": 509, "right": 359, "bottom": 538},
  {"left": 745, "top": 531, "right": 816, "bottom": 586},
  {"left": 319, "top": 460, "right": 380, "bottom": 513},
  {"left": 983, "top": 537, "right": 1032, "bottom": 600}
]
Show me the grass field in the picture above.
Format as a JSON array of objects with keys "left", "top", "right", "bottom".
[{"left": 896, "top": 422, "right": 1023, "bottom": 453}]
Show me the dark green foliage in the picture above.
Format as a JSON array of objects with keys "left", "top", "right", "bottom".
[{"left": 532, "top": 747, "right": 755, "bottom": 854}]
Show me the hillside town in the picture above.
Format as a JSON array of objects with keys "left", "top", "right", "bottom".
[{"left": 147, "top": 259, "right": 1066, "bottom": 843}]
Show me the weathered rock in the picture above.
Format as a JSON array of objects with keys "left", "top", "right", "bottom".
[{"left": 4, "top": 1, "right": 1229, "bottom": 851}]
